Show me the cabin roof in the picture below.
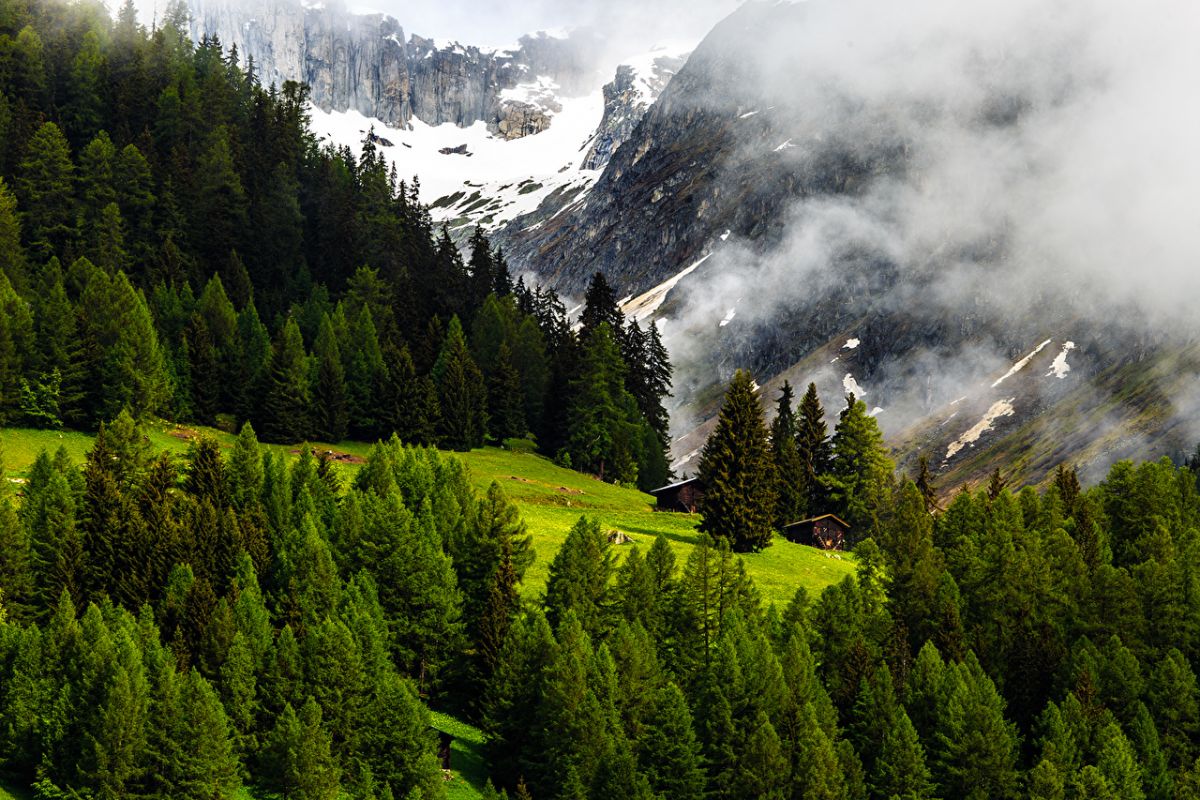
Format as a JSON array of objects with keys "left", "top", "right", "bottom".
[
  {"left": 650, "top": 477, "right": 702, "bottom": 494},
  {"left": 784, "top": 514, "right": 852, "bottom": 529}
]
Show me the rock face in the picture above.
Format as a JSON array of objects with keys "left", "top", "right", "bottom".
[
  {"left": 581, "top": 53, "right": 685, "bottom": 170},
  {"left": 187, "top": 0, "right": 597, "bottom": 133},
  {"left": 497, "top": 0, "right": 1200, "bottom": 488}
]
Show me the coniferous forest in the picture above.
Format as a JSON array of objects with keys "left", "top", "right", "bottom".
[{"left": 1, "top": 1, "right": 1200, "bottom": 800}]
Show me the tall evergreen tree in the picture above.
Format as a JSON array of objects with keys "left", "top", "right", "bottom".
[
  {"left": 433, "top": 316, "right": 487, "bottom": 451},
  {"left": 771, "top": 381, "right": 807, "bottom": 529},
  {"left": 312, "top": 314, "right": 349, "bottom": 442},
  {"left": 828, "top": 395, "right": 894, "bottom": 540},
  {"left": 796, "top": 382, "right": 833, "bottom": 515},
  {"left": 260, "top": 317, "right": 311, "bottom": 444},
  {"left": 698, "top": 370, "right": 777, "bottom": 552},
  {"left": 566, "top": 323, "right": 639, "bottom": 484},
  {"left": 15, "top": 121, "right": 76, "bottom": 260}
]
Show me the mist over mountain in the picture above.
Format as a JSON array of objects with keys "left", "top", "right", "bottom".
[{"left": 180, "top": 0, "right": 1200, "bottom": 489}]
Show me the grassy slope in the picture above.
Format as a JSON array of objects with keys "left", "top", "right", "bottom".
[
  {"left": 0, "top": 426, "right": 856, "bottom": 607},
  {"left": 0, "top": 426, "right": 856, "bottom": 800}
]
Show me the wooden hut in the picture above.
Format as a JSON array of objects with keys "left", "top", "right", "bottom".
[
  {"left": 782, "top": 514, "right": 850, "bottom": 550},
  {"left": 650, "top": 477, "right": 705, "bottom": 513}
]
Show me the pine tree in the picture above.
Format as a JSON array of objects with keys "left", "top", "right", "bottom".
[
  {"left": 260, "top": 317, "right": 311, "bottom": 444},
  {"left": 16, "top": 121, "right": 76, "bottom": 260},
  {"left": 697, "top": 370, "right": 777, "bottom": 552},
  {"left": 566, "top": 323, "right": 639, "bottom": 483},
  {"left": 796, "top": 382, "right": 833, "bottom": 514},
  {"left": 544, "top": 516, "right": 614, "bottom": 638},
  {"left": 487, "top": 342, "right": 526, "bottom": 440},
  {"left": 262, "top": 699, "right": 341, "bottom": 800},
  {"left": 637, "top": 682, "right": 706, "bottom": 800},
  {"left": 433, "top": 316, "right": 487, "bottom": 451},
  {"left": 579, "top": 271, "right": 623, "bottom": 343},
  {"left": 828, "top": 395, "right": 894, "bottom": 539},
  {"left": 379, "top": 341, "right": 437, "bottom": 445},
  {"left": 313, "top": 314, "right": 349, "bottom": 442},
  {"left": 771, "top": 381, "right": 807, "bottom": 529}
]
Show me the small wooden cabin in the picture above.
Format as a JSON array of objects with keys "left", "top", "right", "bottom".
[
  {"left": 783, "top": 514, "right": 850, "bottom": 550},
  {"left": 650, "top": 477, "right": 705, "bottom": 513}
]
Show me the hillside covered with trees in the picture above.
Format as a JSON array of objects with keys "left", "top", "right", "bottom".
[
  {"left": 2, "top": 0, "right": 1200, "bottom": 799},
  {"left": 0, "top": 0, "right": 672, "bottom": 490}
]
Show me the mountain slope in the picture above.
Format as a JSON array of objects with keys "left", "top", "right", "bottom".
[{"left": 499, "top": 0, "right": 1200, "bottom": 487}]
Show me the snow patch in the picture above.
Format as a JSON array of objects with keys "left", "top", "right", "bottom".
[
  {"left": 946, "top": 398, "right": 1016, "bottom": 460},
  {"left": 843, "top": 373, "right": 866, "bottom": 398},
  {"left": 739, "top": 110, "right": 759, "bottom": 119},
  {"left": 1047, "top": 341, "right": 1076, "bottom": 378},
  {"left": 869, "top": 407, "right": 884, "bottom": 416},
  {"left": 719, "top": 308, "right": 736, "bottom": 327},
  {"left": 671, "top": 447, "right": 702, "bottom": 471},
  {"left": 620, "top": 254, "right": 711, "bottom": 322},
  {"left": 991, "top": 339, "right": 1053, "bottom": 388},
  {"left": 773, "top": 139, "right": 796, "bottom": 152},
  {"left": 843, "top": 338, "right": 860, "bottom": 350},
  {"left": 720, "top": 230, "right": 731, "bottom": 241}
]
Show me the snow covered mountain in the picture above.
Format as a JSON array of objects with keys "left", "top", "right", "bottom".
[
  {"left": 184, "top": 0, "right": 1200, "bottom": 490},
  {"left": 495, "top": 0, "right": 1200, "bottom": 489}
]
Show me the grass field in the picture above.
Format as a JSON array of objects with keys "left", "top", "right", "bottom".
[{"left": 0, "top": 425, "right": 856, "bottom": 608}]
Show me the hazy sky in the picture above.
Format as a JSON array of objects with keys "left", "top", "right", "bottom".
[{"left": 348, "top": 0, "right": 741, "bottom": 49}]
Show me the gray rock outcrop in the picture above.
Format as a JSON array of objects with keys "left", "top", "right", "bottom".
[{"left": 187, "top": 0, "right": 598, "bottom": 133}]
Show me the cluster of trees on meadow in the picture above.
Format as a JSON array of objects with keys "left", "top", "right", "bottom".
[
  {"left": 0, "top": 417, "right": 536, "bottom": 799},
  {"left": 479, "top": 456, "right": 1200, "bottom": 800},
  {"left": 0, "top": 0, "right": 672, "bottom": 488},
  {"left": 697, "top": 370, "right": 892, "bottom": 552}
]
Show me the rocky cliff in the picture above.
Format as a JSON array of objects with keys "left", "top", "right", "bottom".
[
  {"left": 186, "top": 0, "right": 599, "bottom": 132},
  {"left": 498, "top": 0, "right": 1200, "bottom": 487}
]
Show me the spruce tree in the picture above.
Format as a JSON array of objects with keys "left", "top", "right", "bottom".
[
  {"left": 16, "top": 121, "right": 76, "bottom": 260},
  {"left": 487, "top": 342, "right": 526, "bottom": 440},
  {"left": 262, "top": 699, "right": 341, "bottom": 800},
  {"left": 637, "top": 682, "right": 706, "bottom": 800},
  {"left": 579, "top": 271, "right": 623, "bottom": 343},
  {"left": 260, "top": 317, "right": 311, "bottom": 444},
  {"left": 828, "top": 394, "right": 894, "bottom": 539},
  {"left": 566, "top": 323, "right": 639, "bottom": 483},
  {"left": 312, "top": 314, "right": 349, "bottom": 442},
  {"left": 433, "top": 316, "right": 487, "bottom": 451},
  {"left": 771, "top": 381, "right": 807, "bottom": 529},
  {"left": 379, "top": 341, "right": 437, "bottom": 445},
  {"left": 796, "top": 382, "right": 833, "bottom": 514},
  {"left": 697, "top": 370, "right": 777, "bottom": 552}
]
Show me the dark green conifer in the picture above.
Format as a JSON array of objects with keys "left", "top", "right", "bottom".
[
  {"left": 433, "top": 316, "right": 487, "bottom": 451},
  {"left": 260, "top": 317, "right": 311, "bottom": 444},
  {"left": 697, "top": 369, "right": 777, "bottom": 552}
]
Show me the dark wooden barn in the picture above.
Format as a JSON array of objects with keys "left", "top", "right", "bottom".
[
  {"left": 650, "top": 477, "right": 705, "bottom": 513},
  {"left": 783, "top": 514, "right": 851, "bottom": 550}
]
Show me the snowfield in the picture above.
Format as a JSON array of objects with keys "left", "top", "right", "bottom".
[
  {"left": 991, "top": 339, "right": 1052, "bottom": 387},
  {"left": 1048, "top": 341, "right": 1077, "bottom": 378},
  {"left": 946, "top": 398, "right": 1016, "bottom": 460},
  {"left": 309, "top": 91, "right": 604, "bottom": 230}
]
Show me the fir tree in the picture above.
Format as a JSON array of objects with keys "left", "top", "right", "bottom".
[
  {"left": 797, "top": 382, "right": 833, "bottom": 514},
  {"left": 487, "top": 342, "right": 526, "bottom": 440},
  {"left": 313, "top": 314, "right": 349, "bottom": 442},
  {"left": 433, "top": 316, "right": 488, "bottom": 451},
  {"left": 262, "top": 699, "right": 341, "bottom": 800},
  {"left": 566, "top": 323, "right": 640, "bottom": 483},
  {"left": 579, "top": 271, "right": 623, "bottom": 343},
  {"left": 260, "top": 317, "right": 311, "bottom": 444},
  {"left": 16, "top": 121, "right": 76, "bottom": 260},
  {"left": 772, "top": 381, "right": 807, "bottom": 529},
  {"left": 697, "top": 370, "right": 777, "bottom": 552},
  {"left": 827, "top": 395, "right": 894, "bottom": 539}
]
